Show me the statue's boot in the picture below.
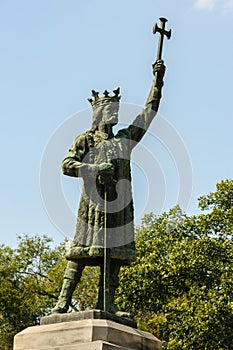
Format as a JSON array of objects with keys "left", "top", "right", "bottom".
[
  {"left": 96, "top": 260, "right": 133, "bottom": 319},
  {"left": 51, "top": 260, "right": 85, "bottom": 314}
]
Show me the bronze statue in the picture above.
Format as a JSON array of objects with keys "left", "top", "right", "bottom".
[{"left": 52, "top": 18, "right": 170, "bottom": 317}]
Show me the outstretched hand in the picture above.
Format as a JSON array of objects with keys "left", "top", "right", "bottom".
[{"left": 152, "top": 59, "right": 166, "bottom": 81}]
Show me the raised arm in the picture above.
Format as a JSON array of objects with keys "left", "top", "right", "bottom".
[{"left": 117, "top": 59, "right": 166, "bottom": 145}]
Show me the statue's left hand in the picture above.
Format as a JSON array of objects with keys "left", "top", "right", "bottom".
[{"left": 152, "top": 59, "right": 166, "bottom": 81}]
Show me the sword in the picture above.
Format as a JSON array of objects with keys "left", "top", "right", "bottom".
[{"left": 103, "top": 184, "right": 110, "bottom": 312}]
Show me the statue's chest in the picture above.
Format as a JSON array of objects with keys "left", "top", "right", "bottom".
[{"left": 88, "top": 137, "right": 130, "bottom": 164}]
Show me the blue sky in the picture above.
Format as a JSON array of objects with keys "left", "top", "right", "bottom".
[{"left": 1, "top": 0, "right": 233, "bottom": 247}]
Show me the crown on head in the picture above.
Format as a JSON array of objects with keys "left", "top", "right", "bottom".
[{"left": 88, "top": 87, "right": 121, "bottom": 109}]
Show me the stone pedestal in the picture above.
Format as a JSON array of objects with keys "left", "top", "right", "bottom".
[
  {"left": 13, "top": 310, "right": 162, "bottom": 350},
  {"left": 40, "top": 309, "right": 137, "bottom": 328}
]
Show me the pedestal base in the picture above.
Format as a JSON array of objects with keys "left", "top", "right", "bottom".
[
  {"left": 14, "top": 317, "right": 162, "bottom": 350},
  {"left": 41, "top": 309, "right": 137, "bottom": 329}
]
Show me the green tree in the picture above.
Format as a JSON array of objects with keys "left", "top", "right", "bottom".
[
  {"left": 0, "top": 234, "right": 99, "bottom": 349},
  {"left": 116, "top": 180, "right": 233, "bottom": 349},
  {"left": 0, "top": 235, "right": 63, "bottom": 349},
  {"left": 1, "top": 180, "right": 233, "bottom": 349}
]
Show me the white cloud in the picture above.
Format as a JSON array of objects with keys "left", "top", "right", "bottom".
[
  {"left": 195, "top": 0, "right": 216, "bottom": 10},
  {"left": 223, "top": 0, "right": 233, "bottom": 14},
  {"left": 195, "top": 0, "right": 233, "bottom": 13}
]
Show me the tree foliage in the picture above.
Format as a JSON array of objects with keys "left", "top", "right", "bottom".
[
  {"left": 0, "top": 234, "right": 98, "bottom": 349},
  {"left": 0, "top": 180, "right": 233, "bottom": 349},
  {"left": 0, "top": 235, "right": 65, "bottom": 349},
  {"left": 116, "top": 180, "right": 233, "bottom": 349}
]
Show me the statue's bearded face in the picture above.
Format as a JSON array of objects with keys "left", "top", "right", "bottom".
[{"left": 102, "top": 102, "right": 119, "bottom": 126}]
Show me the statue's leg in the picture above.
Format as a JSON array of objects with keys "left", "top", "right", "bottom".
[
  {"left": 96, "top": 260, "right": 132, "bottom": 318},
  {"left": 51, "top": 260, "right": 85, "bottom": 314}
]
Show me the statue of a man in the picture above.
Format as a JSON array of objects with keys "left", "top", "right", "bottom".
[{"left": 52, "top": 59, "right": 166, "bottom": 317}]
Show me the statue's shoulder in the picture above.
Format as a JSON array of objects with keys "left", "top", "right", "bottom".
[
  {"left": 115, "top": 127, "right": 130, "bottom": 139},
  {"left": 73, "top": 130, "right": 94, "bottom": 146}
]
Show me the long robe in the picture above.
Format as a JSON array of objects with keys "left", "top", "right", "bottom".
[{"left": 63, "top": 80, "right": 162, "bottom": 265}]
